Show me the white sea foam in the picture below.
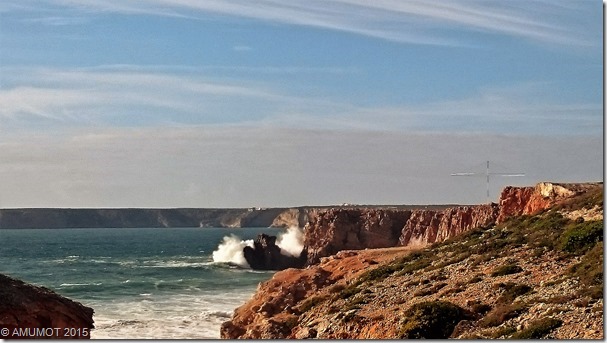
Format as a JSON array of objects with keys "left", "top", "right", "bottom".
[
  {"left": 276, "top": 226, "right": 304, "bottom": 257},
  {"left": 211, "top": 235, "right": 253, "bottom": 267},
  {"left": 89, "top": 291, "right": 254, "bottom": 339},
  {"left": 211, "top": 227, "right": 304, "bottom": 268},
  {"left": 59, "top": 282, "right": 102, "bottom": 287}
]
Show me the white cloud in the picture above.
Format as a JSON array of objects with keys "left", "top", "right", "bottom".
[
  {"left": 9, "top": 0, "right": 598, "bottom": 46},
  {"left": 0, "top": 67, "right": 600, "bottom": 135}
]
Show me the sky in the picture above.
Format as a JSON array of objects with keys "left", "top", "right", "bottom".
[{"left": 0, "top": 0, "right": 603, "bottom": 208}]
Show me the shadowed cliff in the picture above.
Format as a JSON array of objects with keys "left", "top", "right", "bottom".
[{"left": 0, "top": 274, "right": 95, "bottom": 339}]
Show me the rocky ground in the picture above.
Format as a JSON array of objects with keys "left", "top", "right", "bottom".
[{"left": 221, "top": 183, "right": 603, "bottom": 339}]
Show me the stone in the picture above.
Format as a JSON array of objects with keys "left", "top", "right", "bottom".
[{"left": 0, "top": 274, "right": 94, "bottom": 339}]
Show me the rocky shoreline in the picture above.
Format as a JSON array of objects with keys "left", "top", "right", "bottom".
[
  {"left": 0, "top": 274, "right": 94, "bottom": 339},
  {"left": 221, "top": 182, "right": 604, "bottom": 339}
]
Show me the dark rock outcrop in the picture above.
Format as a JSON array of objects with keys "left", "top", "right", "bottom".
[
  {"left": 0, "top": 274, "right": 94, "bottom": 339},
  {"left": 243, "top": 234, "right": 306, "bottom": 270}
]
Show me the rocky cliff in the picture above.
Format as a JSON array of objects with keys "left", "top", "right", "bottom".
[
  {"left": 0, "top": 274, "right": 94, "bottom": 339},
  {"left": 221, "top": 182, "right": 603, "bottom": 339},
  {"left": 303, "top": 205, "right": 499, "bottom": 265},
  {"left": 303, "top": 209, "right": 412, "bottom": 265},
  {"left": 302, "top": 182, "right": 599, "bottom": 265},
  {"left": 0, "top": 207, "right": 325, "bottom": 229},
  {"left": 496, "top": 182, "right": 601, "bottom": 223}
]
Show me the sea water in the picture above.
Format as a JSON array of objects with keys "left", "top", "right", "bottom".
[{"left": 0, "top": 227, "right": 287, "bottom": 339}]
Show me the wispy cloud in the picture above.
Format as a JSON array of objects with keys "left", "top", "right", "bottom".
[
  {"left": 259, "top": 82, "right": 602, "bottom": 135},
  {"left": 0, "top": 66, "right": 351, "bottom": 128},
  {"left": 9, "top": 0, "right": 597, "bottom": 46},
  {"left": 0, "top": 66, "right": 601, "bottom": 135}
]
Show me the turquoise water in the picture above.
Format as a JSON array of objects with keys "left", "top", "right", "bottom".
[{"left": 0, "top": 227, "right": 283, "bottom": 339}]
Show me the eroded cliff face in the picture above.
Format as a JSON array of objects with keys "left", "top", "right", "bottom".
[
  {"left": 398, "top": 204, "right": 499, "bottom": 248},
  {"left": 303, "top": 205, "right": 498, "bottom": 265},
  {"left": 304, "top": 209, "right": 411, "bottom": 265},
  {"left": 221, "top": 182, "right": 603, "bottom": 339},
  {"left": 302, "top": 182, "right": 595, "bottom": 265},
  {"left": 0, "top": 274, "right": 94, "bottom": 339}
]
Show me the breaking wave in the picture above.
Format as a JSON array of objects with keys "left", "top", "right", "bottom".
[{"left": 211, "top": 226, "right": 305, "bottom": 268}]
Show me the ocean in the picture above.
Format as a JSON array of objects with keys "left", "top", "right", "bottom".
[{"left": 0, "top": 227, "right": 291, "bottom": 339}]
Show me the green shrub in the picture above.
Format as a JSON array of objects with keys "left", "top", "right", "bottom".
[
  {"left": 489, "top": 325, "right": 517, "bottom": 338},
  {"left": 344, "top": 296, "right": 369, "bottom": 311},
  {"left": 468, "top": 275, "right": 483, "bottom": 283},
  {"left": 560, "top": 220, "right": 603, "bottom": 254},
  {"left": 497, "top": 282, "right": 532, "bottom": 303},
  {"left": 554, "top": 187, "right": 603, "bottom": 212},
  {"left": 470, "top": 303, "right": 492, "bottom": 315},
  {"left": 329, "top": 283, "right": 346, "bottom": 293},
  {"left": 479, "top": 303, "right": 527, "bottom": 328},
  {"left": 577, "top": 286, "right": 603, "bottom": 300},
  {"left": 357, "top": 250, "right": 432, "bottom": 283},
  {"left": 510, "top": 317, "right": 562, "bottom": 339},
  {"left": 491, "top": 263, "right": 523, "bottom": 277},
  {"left": 299, "top": 295, "right": 328, "bottom": 312},
  {"left": 398, "top": 301, "right": 467, "bottom": 339},
  {"left": 338, "top": 285, "right": 361, "bottom": 299},
  {"left": 569, "top": 242, "right": 603, "bottom": 286},
  {"left": 414, "top": 282, "right": 447, "bottom": 297}
]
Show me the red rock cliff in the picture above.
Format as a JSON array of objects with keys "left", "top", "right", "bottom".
[
  {"left": 303, "top": 182, "right": 595, "bottom": 265},
  {"left": 303, "top": 205, "right": 497, "bottom": 265},
  {"left": 304, "top": 209, "right": 411, "bottom": 265},
  {"left": 398, "top": 204, "right": 499, "bottom": 247},
  {"left": 0, "top": 274, "right": 94, "bottom": 339},
  {"left": 496, "top": 182, "right": 599, "bottom": 223},
  {"left": 221, "top": 182, "right": 602, "bottom": 339}
]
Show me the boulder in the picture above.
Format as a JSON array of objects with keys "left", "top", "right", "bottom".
[
  {"left": 243, "top": 234, "right": 306, "bottom": 270},
  {"left": 0, "top": 274, "right": 94, "bottom": 339}
]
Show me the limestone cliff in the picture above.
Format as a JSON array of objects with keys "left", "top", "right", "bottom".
[
  {"left": 269, "top": 207, "right": 321, "bottom": 228},
  {"left": 0, "top": 274, "right": 94, "bottom": 339}
]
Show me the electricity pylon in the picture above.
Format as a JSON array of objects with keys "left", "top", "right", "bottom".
[{"left": 451, "top": 160, "right": 525, "bottom": 201}]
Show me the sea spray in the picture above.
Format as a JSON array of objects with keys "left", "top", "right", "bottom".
[
  {"left": 276, "top": 226, "right": 304, "bottom": 257},
  {"left": 211, "top": 235, "right": 253, "bottom": 267},
  {"left": 212, "top": 227, "right": 305, "bottom": 269}
]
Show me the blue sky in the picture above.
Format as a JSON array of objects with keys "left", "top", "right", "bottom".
[{"left": 0, "top": 1, "right": 603, "bottom": 208}]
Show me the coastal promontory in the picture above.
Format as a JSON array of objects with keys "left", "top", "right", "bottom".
[{"left": 221, "top": 182, "right": 603, "bottom": 339}]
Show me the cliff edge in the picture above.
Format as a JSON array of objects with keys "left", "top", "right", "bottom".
[{"left": 221, "top": 182, "right": 603, "bottom": 339}]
